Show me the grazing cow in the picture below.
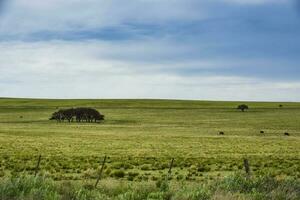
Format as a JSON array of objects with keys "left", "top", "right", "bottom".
[
  {"left": 260, "top": 131, "right": 264, "bottom": 134},
  {"left": 219, "top": 131, "right": 224, "bottom": 135},
  {"left": 284, "top": 132, "right": 290, "bottom": 136}
]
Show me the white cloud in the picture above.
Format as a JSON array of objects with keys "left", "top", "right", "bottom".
[
  {"left": 0, "top": 0, "right": 298, "bottom": 101},
  {"left": 0, "top": 40, "right": 299, "bottom": 101}
]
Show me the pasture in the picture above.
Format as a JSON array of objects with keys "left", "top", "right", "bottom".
[{"left": 0, "top": 98, "right": 300, "bottom": 182}]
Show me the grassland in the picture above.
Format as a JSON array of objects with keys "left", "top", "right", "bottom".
[{"left": 0, "top": 98, "right": 300, "bottom": 183}]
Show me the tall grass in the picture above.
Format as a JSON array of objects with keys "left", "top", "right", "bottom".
[
  {"left": 213, "top": 173, "right": 300, "bottom": 200},
  {"left": 0, "top": 175, "right": 59, "bottom": 200},
  {"left": 0, "top": 173, "right": 299, "bottom": 200}
]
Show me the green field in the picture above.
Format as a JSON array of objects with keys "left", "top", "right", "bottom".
[{"left": 0, "top": 98, "right": 300, "bottom": 182}]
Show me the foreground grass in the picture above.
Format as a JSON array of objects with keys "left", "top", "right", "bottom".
[{"left": 0, "top": 173, "right": 299, "bottom": 200}]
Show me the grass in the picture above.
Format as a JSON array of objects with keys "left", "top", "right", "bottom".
[
  {"left": 0, "top": 98, "right": 300, "bottom": 182},
  {"left": 0, "top": 173, "right": 299, "bottom": 200}
]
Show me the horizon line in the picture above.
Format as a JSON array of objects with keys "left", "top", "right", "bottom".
[{"left": 1, "top": 96, "right": 299, "bottom": 103}]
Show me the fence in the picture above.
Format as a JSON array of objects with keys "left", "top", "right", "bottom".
[
  {"left": 12, "top": 154, "right": 252, "bottom": 188},
  {"left": 1, "top": 153, "right": 299, "bottom": 187}
]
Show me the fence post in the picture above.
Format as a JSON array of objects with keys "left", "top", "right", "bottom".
[
  {"left": 243, "top": 158, "right": 250, "bottom": 178},
  {"left": 95, "top": 155, "right": 107, "bottom": 188},
  {"left": 34, "top": 155, "right": 42, "bottom": 176},
  {"left": 165, "top": 158, "right": 174, "bottom": 181},
  {"left": 168, "top": 158, "right": 174, "bottom": 175}
]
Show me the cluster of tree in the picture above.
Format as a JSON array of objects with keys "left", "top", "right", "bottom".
[{"left": 50, "top": 108, "right": 104, "bottom": 123}]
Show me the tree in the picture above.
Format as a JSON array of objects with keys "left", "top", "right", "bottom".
[
  {"left": 49, "top": 111, "right": 65, "bottom": 122},
  {"left": 50, "top": 108, "right": 104, "bottom": 123},
  {"left": 237, "top": 104, "right": 249, "bottom": 112}
]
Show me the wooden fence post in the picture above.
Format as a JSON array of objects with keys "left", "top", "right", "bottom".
[
  {"left": 243, "top": 158, "right": 250, "bottom": 178},
  {"left": 34, "top": 155, "right": 42, "bottom": 176},
  {"left": 168, "top": 158, "right": 174, "bottom": 175},
  {"left": 95, "top": 155, "right": 107, "bottom": 188},
  {"left": 165, "top": 158, "right": 174, "bottom": 181}
]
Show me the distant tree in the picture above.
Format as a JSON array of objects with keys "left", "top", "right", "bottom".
[
  {"left": 237, "top": 104, "right": 249, "bottom": 112},
  {"left": 279, "top": 104, "right": 283, "bottom": 108},
  {"left": 50, "top": 108, "right": 104, "bottom": 123}
]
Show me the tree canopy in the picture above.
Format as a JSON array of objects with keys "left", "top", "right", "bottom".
[
  {"left": 50, "top": 108, "right": 104, "bottom": 123},
  {"left": 237, "top": 104, "right": 249, "bottom": 112}
]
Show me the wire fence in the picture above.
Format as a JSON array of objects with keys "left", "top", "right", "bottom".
[{"left": 1, "top": 152, "right": 299, "bottom": 184}]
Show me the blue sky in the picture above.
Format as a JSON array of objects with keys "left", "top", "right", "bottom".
[{"left": 0, "top": 0, "right": 299, "bottom": 101}]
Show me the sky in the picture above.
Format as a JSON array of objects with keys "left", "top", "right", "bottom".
[{"left": 0, "top": 0, "right": 299, "bottom": 101}]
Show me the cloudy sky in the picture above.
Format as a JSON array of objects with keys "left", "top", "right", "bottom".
[{"left": 0, "top": 0, "right": 299, "bottom": 101}]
